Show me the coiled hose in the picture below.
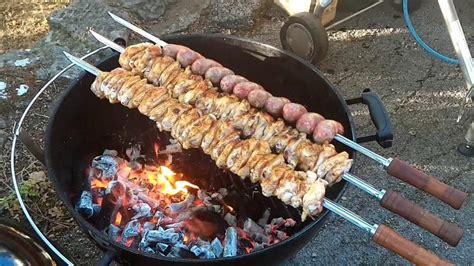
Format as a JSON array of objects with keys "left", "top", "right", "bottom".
[{"left": 402, "top": 0, "right": 459, "bottom": 65}]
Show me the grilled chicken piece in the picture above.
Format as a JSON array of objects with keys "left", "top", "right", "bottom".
[
  {"left": 195, "top": 90, "right": 219, "bottom": 114},
  {"left": 171, "top": 109, "right": 202, "bottom": 142},
  {"left": 171, "top": 69, "right": 202, "bottom": 97},
  {"left": 160, "top": 104, "right": 191, "bottom": 132},
  {"left": 119, "top": 43, "right": 152, "bottom": 71},
  {"left": 236, "top": 141, "right": 271, "bottom": 177},
  {"left": 148, "top": 56, "right": 175, "bottom": 85},
  {"left": 148, "top": 100, "right": 177, "bottom": 122},
  {"left": 261, "top": 154, "right": 286, "bottom": 180},
  {"left": 324, "top": 158, "right": 353, "bottom": 184},
  {"left": 91, "top": 71, "right": 110, "bottom": 98},
  {"left": 101, "top": 69, "right": 130, "bottom": 98},
  {"left": 108, "top": 75, "right": 141, "bottom": 104},
  {"left": 210, "top": 132, "right": 240, "bottom": 160},
  {"left": 227, "top": 139, "right": 261, "bottom": 173},
  {"left": 159, "top": 61, "right": 181, "bottom": 86},
  {"left": 210, "top": 95, "right": 239, "bottom": 118},
  {"left": 117, "top": 79, "right": 148, "bottom": 107},
  {"left": 138, "top": 87, "right": 170, "bottom": 115},
  {"left": 295, "top": 141, "right": 322, "bottom": 171},
  {"left": 182, "top": 115, "right": 215, "bottom": 149},
  {"left": 216, "top": 141, "right": 238, "bottom": 168},
  {"left": 283, "top": 134, "right": 306, "bottom": 168},
  {"left": 179, "top": 80, "right": 211, "bottom": 105},
  {"left": 261, "top": 119, "right": 285, "bottom": 142},
  {"left": 251, "top": 112, "right": 274, "bottom": 140},
  {"left": 316, "top": 151, "right": 348, "bottom": 179},
  {"left": 274, "top": 171, "right": 300, "bottom": 205},
  {"left": 313, "top": 144, "right": 338, "bottom": 173},
  {"left": 272, "top": 128, "right": 300, "bottom": 154},
  {"left": 132, "top": 45, "right": 162, "bottom": 74},
  {"left": 260, "top": 165, "right": 290, "bottom": 197},
  {"left": 302, "top": 179, "right": 328, "bottom": 221},
  {"left": 249, "top": 154, "right": 277, "bottom": 183},
  {"left": 129, "top": 84, "right": 155, "bottom": 108}
]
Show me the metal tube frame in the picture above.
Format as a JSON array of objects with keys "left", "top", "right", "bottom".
[{"left": 10, "top": 46, "right": 108, "bottom": 265}]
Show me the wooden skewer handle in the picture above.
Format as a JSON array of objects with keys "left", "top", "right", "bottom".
[
  {"left": 372, "top": 224, "right": 453, "bottom": 266},
  {"left": 387, "top": 158, "right": 468, "bottom": 209},
  {"left": 380, "top": 190, "right": 463, "bottom": 247}
]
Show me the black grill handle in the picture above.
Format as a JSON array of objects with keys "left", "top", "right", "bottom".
[{"left": 346, "top": 89, "right": 393, "bottom": 148}]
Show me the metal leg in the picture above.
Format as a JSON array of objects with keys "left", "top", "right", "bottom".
[
  {"left": 437, "top": 0, "right": 474, "bottom": 156},
  {"left": 313, "top": 0, "right": 333, "bottom": 17},
  {"left": 458, "top": 121, "right": 474, "bottom": 157}
]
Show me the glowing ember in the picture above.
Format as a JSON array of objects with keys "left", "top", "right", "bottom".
[
  {"left": 91, "top": 179, "right": 108, "bottom": 189},
  {"left": 78, "top": 147, "right": 297, "bottom": 259},
  {"left": 114, "top": 212, "right": 122, "bottom": 226}
]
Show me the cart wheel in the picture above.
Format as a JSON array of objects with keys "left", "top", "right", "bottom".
[
  {"left": 280, "top": 12, "right": 329, "bottom": 64},
  {"left": 389, "top": 0, "right": 421, "bottom": 13}
]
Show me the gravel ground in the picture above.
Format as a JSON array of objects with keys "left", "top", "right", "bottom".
[{"left": 0, "top": 0, "right": 472, "bottom": 265}]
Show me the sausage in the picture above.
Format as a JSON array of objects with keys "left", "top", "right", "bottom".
[
  {"left": 191, "top": 58, "right": 222, "bottom": 76},
  {"left": 296, "top": 112, "right": 325, "bottom": 134},
  {"left": 162, "top": 44, "right": 188, "bottom": 58},
  {"left": 233, "top": 81, "right": 263, "bottom": 99},
  {"left": 312, "top": 120, "right": 338, "bottom": 144},
  {"left": 335, "top": 121, "right": 344, "bottom": 134},
  {"left": 247, "top": 89, "right": 272, "bottom": 108},
  {"left": 282, "top": 103, "right": 307, "bottom": 123},
  {"left": 220, "top": 75, "right": 248, "bottom": 93},
  {"left": 264, "top": 96, "right": 290, "bottom": 117},
  {"left": 176, "top": 48, "right": 202, "bottom": 67},
  {"left": 205, "top": 66, "right": 235, "bottom": 85}
]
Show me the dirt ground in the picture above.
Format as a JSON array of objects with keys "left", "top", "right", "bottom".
[
  {"left": 0, "top": 1, "right": 70, "bottom": 53},
  {"left": 0, "top": 0, "right": 472, "bottom": 265}
]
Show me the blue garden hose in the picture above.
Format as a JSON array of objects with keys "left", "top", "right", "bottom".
[{"left": 402, "top": 0, "right": 459, "bottom": 65}]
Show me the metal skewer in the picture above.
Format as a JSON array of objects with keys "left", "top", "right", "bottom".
[
  {"left": 65, "top": 49, "right": 464, "bottom": 247},
  {"left": 103, "top": 13, "right": 469, "bottom": 210}
]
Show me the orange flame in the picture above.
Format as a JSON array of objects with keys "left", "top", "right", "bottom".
[
  {"left": 154, "top": 143, "right": 160, "bottom": 156},
  {"left": 114, "top": 212, "right": 122, "bottom": 226},
  {"left": 91, "top": 179, "right": 109, "bottom": 189},
  {"left": 147, "top": 166, "right": 199, "bottom": 195}
]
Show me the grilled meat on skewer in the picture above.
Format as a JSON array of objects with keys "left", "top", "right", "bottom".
[
  {"left": 92, "top": 70, "right": 339, "bottom": 220},
  {"left": 113, "top": 44, "right": 351, "bottom": 180}
]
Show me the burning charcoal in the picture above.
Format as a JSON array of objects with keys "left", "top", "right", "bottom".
[
  {"left": 107, "top": 224, "right": 121, "bottom": 240},
  {"left": 211, "top": 238, "right": 223, "bottom": 257},
  {"left": 253, "top": 242, "right": 270, "bottom": 251},
  {"left": 270, "top": 217, "right": 296, "bottom": 229},
  {"left": 138, "top": 238, "right": 149, "bottom": 250},
  {"left": 156, "top": 243, "right": 170, "bottom": 254},
  {"left": 141, "top": 222, "right": 156, "bottom": 237},
  {"left": 105, "top": 180, "right": 125, "bottom": 196},
  {"left": 92, "top": 155, "right": 120, "bottom": 179},
  {"left": 257, "top": 208, "right": 271, "bottom": 227},
  {"left": 103, "top": 149, "right": 118, "bottom": 156},
  {"left": 144, "top": 247, "right": 155, "bottom": 254},
  {"left": 159, "top": 143, "right": 182, "bottom": 154},
  {"left": 252, "top": 232, "right": 270, "bottom": 244},
  {"left": 190, "top": 245, "right": 202, "bottom": 257},
  {"left": 218, "top": 188, "right": 228, "bottom": 197},
  {"left": 164, "top": 221, "right": 185, "bottom": 230},
  {"left": 243, "top": 218, "right": 264, "bottom": 235},
  {"left": 126, "top": 144, "right": 141, "bottom": 161},
  {"left": 138, "top": 193, "right": 160, "bottom": 209},
  {"left": 144, "top": 229, "right": 181, "bottom": 244},
  {"left": 275, "top": 230, "right": 288, "bottom": 241},
  {"left": 93, "top": 204, "right": 101, "bottom": 214},
  {"left": 223, "top": 227, "right": 237, "bottom": 257},
  {"left": 132, "top": 202, "right": 152, "bottom": 220},
  {"left": 75, "top": 191, "right": 94, "bottom": 218},
  {"left": 224, "top": 213, "right": 237, "bottom": 227},
  {"left": 122, "top": 220, "right": 140, "bottom": 244},
  {"left": 169, "top": 245, "right": 197, "bottom": 259},
  {"left": 168, "top": 194, "right": 195, "bottom": 213},
  {"left": 211, "top": 192, "right": 223, "bottom": 201}
]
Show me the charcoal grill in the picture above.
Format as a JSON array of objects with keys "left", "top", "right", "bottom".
[{"left": 12, "top": 34, "right": 393, "bottom": 265}]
